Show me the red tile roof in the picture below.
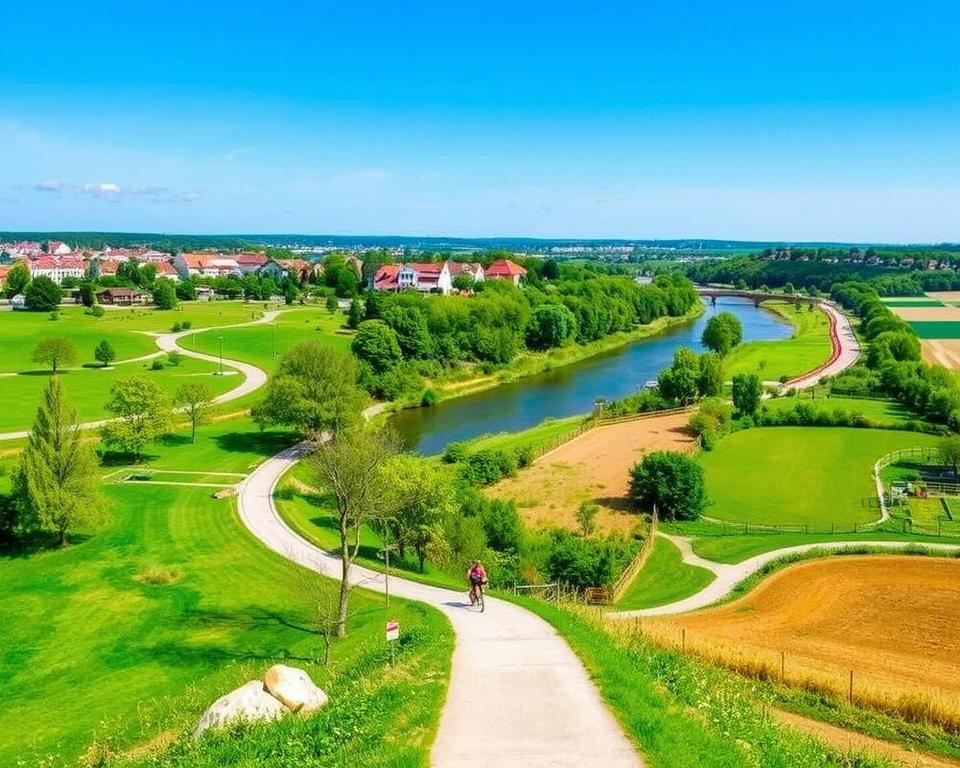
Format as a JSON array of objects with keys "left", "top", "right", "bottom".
[{"left": 485, "top": 259, "right": 527, "bottom": 278}]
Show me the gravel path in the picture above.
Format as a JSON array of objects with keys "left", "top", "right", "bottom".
[
  {"left": 613, "top": 532, "right": 960, "bottom": 618},
  {"left": 237, "top": 443, "right": 642, "bottom": 767},
  {"left": 786, "top": 302, "right": 860, "bottom": 389}
]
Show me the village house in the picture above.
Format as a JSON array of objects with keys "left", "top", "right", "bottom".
[
  {"left": 268, "top": 258, "right": 319, "bottom": 283},
  {"left": 174, "top": 253, "right": 242, "bottom": 279},
  {"left": 45, "top": 240, "right": 72, "bottom": 255},
  {"left": 29, "top": 256, "right": 85, "bottom": 284},
  {"left": 373, "top": 261, "right": 453, "bottom": 294},
  {"left": 235, "top": 252, "right": 269, "bottom": 274},
  {"left": 484, "top": 258, "right": 527, "bottom": 286},
  {"left": 448, "top": 261, "right": 485, "bottom": 286},
  {"left": 96, "top": 287, "right": 149, "bottom": 306}
]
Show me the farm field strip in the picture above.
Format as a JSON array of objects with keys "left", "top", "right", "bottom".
[
  {"left": 922, "top": 339, "right": 960, "bottom": 369},
  {"left": 639, "top": 556, "right": 960, "bottom": 722},
  {"left": 889, "top": 305, "right": 960, "bottom": 322},
  {"left": 909, "top": 321, "right": 960, "bottom": 340}
]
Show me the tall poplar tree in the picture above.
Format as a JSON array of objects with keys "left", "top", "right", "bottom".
[{"left": 13, "top": 378, "right": 105, "bottom": 546}]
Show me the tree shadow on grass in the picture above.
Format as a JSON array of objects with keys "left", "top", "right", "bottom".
[
  {"left": 0, "top": 530, "right": 92, "bottom": 559},
  {"left": 214, "top": 430, "right": 297, "bottom": 459},
  {"left": 99, "top": 449, "right": 161, "bottom": 467},
  {"left": 593, "top": 496, "right": 636, "bottom": 513}
]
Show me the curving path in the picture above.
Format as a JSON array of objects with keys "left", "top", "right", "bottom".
[
  {"left": 238, "top": 443, "right": 641, "bottom": 767},
  {"left": 613, "top": 532, "right": 960, "bottom": 618},
  {"left": 785, "top": 302, "right": 860, "bottom": 389}
]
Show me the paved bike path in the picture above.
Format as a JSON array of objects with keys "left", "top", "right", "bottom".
[{"left": 237, "top": 443, "right": 641, "bottom": 767}]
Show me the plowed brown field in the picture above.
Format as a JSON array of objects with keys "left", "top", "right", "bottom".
[
  {"left": 889, "top": 305, "right": 960, "bottom": 322},
  {"left": 644, "top": 556, "right": 960, "bottom": 720},
  {"left": 922, "top": 340, "right": 960, "bottom": 370},
  {"left": 487, "top": 411, "right": 695, "bottom": 533}
]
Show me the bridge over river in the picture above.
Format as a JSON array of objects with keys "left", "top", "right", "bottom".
[{"left": 695, "top": 286, "right": 817, "bottom": 307}]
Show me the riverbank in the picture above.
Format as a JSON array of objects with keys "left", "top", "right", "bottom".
[{"left": 414, "top": 301, "right": 707, "bottom": 406}]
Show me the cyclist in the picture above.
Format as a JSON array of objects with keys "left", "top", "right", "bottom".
[{"left": 467, "top": 560, "right": 487, "bottom": 605}]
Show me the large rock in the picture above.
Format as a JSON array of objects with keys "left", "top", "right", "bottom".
[
  {"left": 263, "top": 664, "right": 328, "bottom": 714},
  {"left": 194, "top": 680, "right": 287, "bottom": 737}
]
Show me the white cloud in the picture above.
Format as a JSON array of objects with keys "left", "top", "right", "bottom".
[
  {"left": 33, "top": 179, "right": 200, "bottom": 205},
  {"left": 35, "top": 179, "right": 64, "bottom": 191},
  {"left": 83, "top": 181, "right": 122, "bottom": 196}
]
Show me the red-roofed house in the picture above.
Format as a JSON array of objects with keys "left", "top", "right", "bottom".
[
  {"left": 235, "top": 252, "right": 269, "bottom": 274},
  {"left": 45, "top": 240, "right": 72, "bottom": 255},
  {"left": 174, "top": 252, "right": 242, "bottom": 279},
  {"left": 398, "top": 262, "right": 452, "bottom": 293},
  {"left": 448, "top": 261, "right": 485, "bottom": 286},
  {"left": 484, "top": 259, "right": 527, "bottom": 287},
  {"left": 153, "top": 261, "right": 180, "bottom": 281},
  {"left": 29, "top": 256, "right": 85, "bottom": 284},
  {"left": 373, "top": 264, "right": 401, "bottom": 292}
]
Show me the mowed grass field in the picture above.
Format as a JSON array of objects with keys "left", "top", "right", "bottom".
[
  {"left": 615, "top": 536, "right": 714, "bottom": 610},
  {"left": 643, "top": 556, "right": 960, "bottom": 724},
  {"left": 723, "top": 302, "right": 833, "bottom": 382},
  {"left": 762, "top": 395, "right": 915, "bottom": 426},
  {"left": 698, "top": 427, "right": 941, "bottom": 526},
  {"left": 189, "top": 308, "right": 352, "bottom": 373},
  {"left": 0, "top": 357, "right": 239, "bottom": 433},
  {"left": 0, "top": 302, "right": 274, "bottom": 372},
  {"left": 0, "top": 421, "right": 452, "bottom": 766}
]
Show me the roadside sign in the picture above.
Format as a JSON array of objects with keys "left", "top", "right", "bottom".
[{"left": 385, "top": 619, "right": 399, "bottom": 642}]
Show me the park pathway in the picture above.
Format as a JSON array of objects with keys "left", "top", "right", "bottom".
[
  {"left": 237, "top": 443, "right": 642, "bottom": 767},
  {"left": 785, "top": 302, "right": 860, "bottom": 389},
  {"left": 613, "top": 532, "right": 960, "bottom": 618}
]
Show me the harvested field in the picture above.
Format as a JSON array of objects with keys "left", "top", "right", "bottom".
[
  {"left": 643, "top": 556, "right": 960, "bottom": 724},
  {"left": 926, "top": 291, "right": 960, "bottom": 304},
  {"left": 923, "top": 340, "right": 960, "bottom": 370},
  {"left": 889, "top": 305, "right": 960, "bottom": 322},
  {"left": 487, "top": 411, "right": 695, "bottom": 533}
]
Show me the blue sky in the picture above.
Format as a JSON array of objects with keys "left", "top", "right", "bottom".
[{"left": 1, "top": 1, "right": 958, "bottom": 241}]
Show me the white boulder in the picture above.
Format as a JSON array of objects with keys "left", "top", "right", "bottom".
[
  {"left": 194, "top": 679, "right": 287, "bottom": 737},
  {"left": 263, "top": 664, "right": 328, "bottom": 714}
]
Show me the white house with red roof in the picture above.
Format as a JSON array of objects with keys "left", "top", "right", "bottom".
[
  {"left": 174, "top": 252, "right": 242, "bottom": 279},
  {"left": 371, "top": 261, "right": 453, "bottom": 294},
  {"left": 45, "top": 240, "right": 72, "bottom": 255},
  {"left": 448, "top": 261, "right": 485, "bottom": 285},
  {"left": 235, "top": 252, "right": 269, "bottom": 274},
  {"left": 29, "top": 256, "right": 85, "bottom": 284},
  {"left": 484, "top": 258, "right": 527, "bottom": 286}
]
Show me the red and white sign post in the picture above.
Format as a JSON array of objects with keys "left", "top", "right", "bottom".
[{"left": 386, "top": 620, "right": 400, "bottom": 665}]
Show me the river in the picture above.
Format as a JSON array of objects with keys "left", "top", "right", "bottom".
[{"left": 391, "top": 298, "right": 793, "bottom": 454}]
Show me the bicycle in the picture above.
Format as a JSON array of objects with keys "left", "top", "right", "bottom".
[{"left": 469, "top": 581, "right": 485, "bottom": 612}]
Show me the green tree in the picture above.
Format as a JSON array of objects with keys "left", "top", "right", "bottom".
[
  {"left": 252, "top": 341, "right": 365, "bottom": 437},
  {"left": 731, "top": 373, "right": 763, "bottom": 416},
  {"left": 347, "top": 297, "right": 364, "bottom": 328},
  {"left": 309, "top": 425, "right": 398, "bottom": 636},
  {"left": 697, "top": 352, "right": 723, "bottom": 397},
  {"left": 32, "top": 337, "right": 77, "bottom": 373},
  {"left": 629, "top": 451, "right": 706, "bottom": 521},
  {"left": 939, "top": 435, "right": 960, "bottom": 475},
  {"left": 657, "top": 347, "right": 700, "bottom": 404},
  {"left": 78, "top": 278, "right": 96, "bottom": 307},
  {"left": 701, "top": 312, "right": 743, "bottom": 355},
  {"left": 575, "top": 501, "right": 599, "bottom": 537},
  {"left": 4, "top": 262, "right": 30, "bottom": 297},
  {"left": 351, "top": 320, "right": 403, "bottom": 373},
  {"left": 151, "top": 279, "right": 178, "bottom": 309},
  {"left": 94, "top": 339, "right": 116, "bottom": 368},
  {"left": 335, "top": 268, "right": 359, "bottom": 297},
  {"left": 173, "top": 381, "right": 215, "bottom": 442},
  {"left": 382, "top": 454, "right": 454, "bottom": 572},
  {"left": 12, "top": 378, "right": 105, "bottom": 546},
  {"left": 100, "top": 376, "right": 173, "bottom": 459},
  {"left": 783, "top": 282, "right": 795, "bottom": 295},
  {"left": 325, "top": 293, "right": 338, "bottom": 312},
  {"left": 25, "top": 276, "right": 63, "bottom": 311},
  {"left": 526, "top": 303, "right": 577, "bottom": 350},
  {"left": 452, "top": 272, "right": 475, "bottom": 292}
]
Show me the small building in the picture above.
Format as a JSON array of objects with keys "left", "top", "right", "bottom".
[
  {"left": 10, "top": 293, "right": 26, "bottom": 310},
  {"left": 96, "top": 287, "right": 147, "bottom": 306},
  {"left": 235, "top": 252, "right": 269, "bottom": 274},
  {"left": 45, "top": 240, "right": 72, "bottom": 255},
  {"left": 484, "top": 259, "right": 527, "bottom": 287},
  {"left": 195, "top": 285, "right": 215, "bottom": 301},
  {"left": 174, "top": 253, "right": 242, "bottom": 279},
  {"left": 448, "top": 261, "right": 485, "bottom": 287},
  {"left": 29, "top": 256, "right": 85, "bottom": 285}
]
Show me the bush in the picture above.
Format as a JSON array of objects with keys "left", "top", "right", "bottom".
[
  {"left": 151, "top": 359, "right": 165, "bottom": 371},
  {"left": 629, "top": 451, "right": 706, "bottom": 521},
  {"left": 543, "top": 530, "right": 637, "bottom": 589},
  {"left": 90, "top": 305, "right": 105, "bottom": 318},
  {"left": 181, "top": 320, "right": 192, "bottom": 330},
  {"left": 516, "top": 445, "right": 534, "bottom": 469},
  {"left": 458, "top": 449, "right": 518, "bottom": 486},
  {"left": 442, "top": 442, "right": 467, "bottom": 464},
  {"left": 421, "top": 388, "right": 439, "bottom": 407},
  {"left": 167, "top": 351, "right": 183, "bottom": 367}
]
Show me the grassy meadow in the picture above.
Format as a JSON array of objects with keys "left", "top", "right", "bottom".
[
  {"left": 698, "top": 427, "right": 941, "bottom": 527},
  {"left": 762, "top": 395, "right": 915, "bottom": 426},
  {"left": 615, "top": 536, "right": 714, "bottom": 610},
  {"left": 723, "top": 301, "right": 833, "bottom": 382},
  {"left": 0, "top": 420, "right": 452, "bottom": 766}
]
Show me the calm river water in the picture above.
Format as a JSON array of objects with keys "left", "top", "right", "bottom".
[{"left": 391, "top": 298, "right": 792, "bottom": 454}]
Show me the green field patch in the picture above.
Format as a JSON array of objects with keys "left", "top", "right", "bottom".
[
  {"left": 908, "top": 321, "right": 960, "bottom": 339},
  {"left": 880, "top": 298, "right": 943, "bottom": 307},
  {"left": 763, "top": 395, "right": 915, "bottom": 426},
  {"left": 118, "top": 470, "right": 244, "bottom": 487},
  {"left": 0, "top": 357, "right": 239, "bottom": 433},
  {"left": 723, "top": 301, "right": 833, "bottom": 383},
  {"left": 615, "top": 536, "right": 714, "bottom": 610},
  {"left": 188, "top": 308, "right": 351, "bottom": 373},
  {"left": 449, "top": 415, "right": 586, "bottom": 459},
  {"left": 698, "top": 427, "right": 941, "bottom": 527}
]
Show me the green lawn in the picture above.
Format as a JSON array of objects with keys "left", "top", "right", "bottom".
[
  {"left": 699, "top": 427, "right": 941, "bottom": 527},
  {"left": 0, "top": 357, "right": 239, "bottom": 433},
  {"left": 880, "top": 298, "right": 943, "bottom": 307},
  {"left": 909, "top": 321, "right": 960, "bottom": 339},
  {"left": 0, "top": 302, "right": 279, "bottom": 372},
  {"left": 451, "top": 415, "right": 586, "bottom": 457},
  {"left": 189, "top": 308, "right": 352, "bottom": 373},
  {"left": 762, "top": 395, "right": 915, "bottom": 426},
  {"left": 723, "top": 301, "right": 833, "bottom": 382},
  {"left": 615, "top": 537, "right": 714, "bottom": 610},
  {"left": 0, "top": 423, "right": 452, "bottom": 767},
  {"left": 276, "top": 462, "right": 464, "bottom": 591}
]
